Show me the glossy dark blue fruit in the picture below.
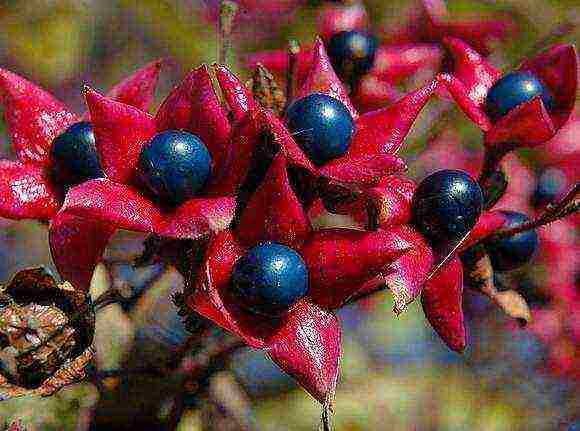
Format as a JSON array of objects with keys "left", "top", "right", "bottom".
[
  {"left": 484, "top": 72, "right": 555, "bottom": 121},
  {"left": 532, "top": 167, "right": 567, "bottom": 208},
  {"left": 412, "top": 169, "right": 484, "bottom": 243},
  {"left": 285, "top": 93, "right": 354, "bottom": 166},
  {"left": 138, "top": 130, "right": 212, "bottom": 206},
  {"left": 50, "top": 121, "right": 104, "bottom": 189},
  {"left": 485, "top": 211, "right": 539, "bottom": 272},
  {"left": 327, "top": 30, "right": 378, "bottom": 82},
  {"left": 231, "top": 242, "right": 309, "bottom": 317}
]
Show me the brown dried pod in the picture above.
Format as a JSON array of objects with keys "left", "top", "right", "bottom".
[
  {"left": 0, "top": 267, "right": 95, "bottom": 400},
  {"left": 246, "top": 64, "right": 286, "bottom": 115},
  {"left": 462, "top": 247, "right": 531, "bottom": 325}
]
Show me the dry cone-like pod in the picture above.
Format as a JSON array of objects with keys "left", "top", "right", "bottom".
[
  {"left": 0, "top": 267, "right": 95, "bottom": 400},
  {"left": 464, "top": 248, "right": 531, "bottom": 325}
]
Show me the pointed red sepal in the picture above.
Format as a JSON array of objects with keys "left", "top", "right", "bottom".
[
  {"left": 0, "top": 159, "right": 60, "bottom": 221},
  {"left": 371, "top": 44, "right": 442, "bottom": 84},
  {"left": 320, "top": 154, "right": 407, "bottom": 186},
  {"left": 49, "top": 212, "right": 115, "bottom": 291},
  {"left": 58, "top": 178, "right": 161, "bottom": 233},
  {"left": 351, "top": 75, "right": 402, "bottom": 113},
  {"left": 214, "top": 64, "right": 256, "bottom": 121},
  {"left": 421, "top": 257, "right": 466, "bottom": 353},
  {"left": 325, "top": 174, "right": 415, "bottom": 227},
  {"left": 0, "top": 68, "right": 78, "bottom": 166},
  {"left": 461, "top": 210, "right": 510, "bottom": 250},
  {"left": 442, "top": 37, "right": 501, "bottom": 106},
  {"left": 519, "top": 44, "right": 578, "bottom": 129},
  {"left": 155, "top": 65, "right": 231, "bottom": 172},
  {"left": 158, "top": 197, "right": 235, "bottom": 240},
  {"left": 236, "top": 154, "right": 311, "bottom": 249},
  {"left": 104, "top": 59, "right": 163, "bottom": 113},
  {"left": 207, "top": 113, "right": 261, "bottom": 196},
  {"left": 294, "top": 38, "right": 358, "bottom": 119},
  {"left": 366, "top": 175, "right": 415, "bottom": 227},
  {"left": 186, "top": 230, "right": 280, "bottom": 349},
  {"left": 303, "top": 227, "right": 412, "bottom": 310},
  {"left": 84, "top": 87, "right": 156, "bottom": 183},
  {"left": 317, "top": 1, "right": 369, "bottom": 41},
  {"left": 267, "top": 301, "right": 341, "bottom": 404},
  {"left": 435, "top": 73, "right": 492, "bottom": 131},
  {"left": 259, "top": 110, "right": 317, "bottom": 173},
  {"left": 245, "top": 49, "right": 313, "bottom": 84},
  {"left": 383, "top": 225, "right": 435, "bottom": 313},
  {"left": 484, "top": 97, "right": 556, "bottom": 148},
  {"left": 350, "top": 79, "right": 437, "bottom": 156}
]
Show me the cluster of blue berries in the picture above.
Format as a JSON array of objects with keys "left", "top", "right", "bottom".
[{"left": 48, "top": 61, "right": 551, "bottom": 317}]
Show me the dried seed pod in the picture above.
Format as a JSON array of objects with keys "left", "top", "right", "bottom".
[
  {"left": 0, "top": 267, "right": 95, "bottom": 399},
  {"left": 246, "top": 64, "right": 286, "bottom": 115}
]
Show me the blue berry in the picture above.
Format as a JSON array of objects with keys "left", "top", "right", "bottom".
[
  {"left": 50, "top": 122, "right": 104, "bottom": 189},
  {"left": 231, "top": 242, "right": 309, "bottom": 317},
  {"left": 285, "top": 93, "right": 354, "bottom": 166},
  {"left": 327, "top": 30, "right": 378, "bottom": 82},
  {"left": 412, "top": 169, "right": 484, "bottom": 243},
  {"left": 138, "top": 130, "right": 212, "bottom": 206},
  {"left": 532, "top": 167, "right": 567, "bottom": 208},
  {"left": 485, "top": 72, "right": 555, "bottom": 121},
  {"left": 485, "top": 211, "right": 539, "bottom": 272}
]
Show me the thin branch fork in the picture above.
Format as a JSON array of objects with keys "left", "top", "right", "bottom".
[{"left": 491, "top": 182, "right": 580, "bottom": 241}]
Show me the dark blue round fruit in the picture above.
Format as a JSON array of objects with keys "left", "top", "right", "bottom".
[
  {"left": 50, "top": 121, "right": 104, "bottom": 189},
  {"left": 485, "top": 211, "right": 539, "bottom": 272},
  {"left": 285, "top": 93, "right": 354, "bottom": 166},
  {"left": 484, "top": 72, "right": 555, "bottom": 121},
  {"left": 412, "top": 169, "right": 484, "bottom": 243},
  {"left": 138, "top": 130, "right": 212, "bottom": 206},
  {"left": 532, "top": 167, "right": 567, "bottom": 208},
  {"left": 231, "top": 242, "right": 309, "bottom": 317},
  {"left": 327, "top": 30, "right": 378, "bottom": 82}
]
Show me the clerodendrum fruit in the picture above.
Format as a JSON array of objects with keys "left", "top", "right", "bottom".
[
  {"left": 285, "top": 93, "right": 354, "bottom": 166},
  {"left": 231, "top": 242, "right": 309, "bottom": 317},
  {"left": 326, "top": 30, "right": 378, "bottom": 82},
  {"left": 532, "top": 167, "right": 567, "bottom": 208},
  {"left": 412, "top": 169, "right": 484, "bottom": 243},
  {"left": 50, "top": 122, "right": 104, "bottom": 189},
  {"left": 138, "top": 130, "right": 212, "bottom": 206},
  {"left": 484, "top": 72, "right": 555, "bottom": 121},
  {"left": 485, "top": 211, "right": 539, "bottom": 272}
]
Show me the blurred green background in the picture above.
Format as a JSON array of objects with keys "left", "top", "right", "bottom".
[{"left": 0, "top": 0, "right": 578, "bottom": 430}]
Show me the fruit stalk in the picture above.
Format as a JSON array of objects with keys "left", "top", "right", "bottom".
[{"left": 491, "top": 182, "right": 579, "bottom": 241}]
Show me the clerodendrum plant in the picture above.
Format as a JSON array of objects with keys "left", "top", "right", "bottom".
[{"left": 0, "top": 0, "right": 577, "bottom": 428}]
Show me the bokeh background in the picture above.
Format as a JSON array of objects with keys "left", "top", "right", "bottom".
[{"left": 0, "top": 0, "right": 578, "bottom": 430}]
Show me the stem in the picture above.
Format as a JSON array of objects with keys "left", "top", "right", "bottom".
[
  {"left": 285, "top": 39, "right": 300, "bottom": 110},
  {"left": 218, "top": 0, "right": 239, "bottom": 64},
  {"left": 478, "top": 144, "right": 513, "bottom": 191},
  {"left": 490, "top": 182, "right": 579, "bottom": 241}
]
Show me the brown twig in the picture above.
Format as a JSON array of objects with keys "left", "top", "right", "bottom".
[
  {"left": 285, "top": 39, "right": 301, "bottom": 110},
  {"left": 218, "top": 0, "right": 239, "bottom": 64},
  {"left": 478, "top": 144, "right": 514, "bottom": 190},
  {"left": 490, "top": 182, "right": 579, "bottom": 241}
]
